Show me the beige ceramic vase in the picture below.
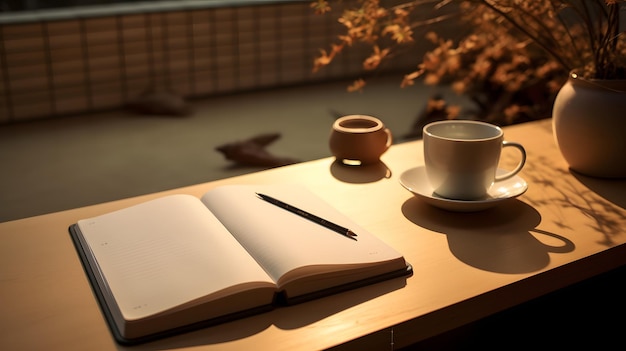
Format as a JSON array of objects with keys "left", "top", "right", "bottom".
[
  {"left": 329, "top": 115, "right": 393, "bottom": 165},
  {"left": 552, "top": 72, "right": 626, "bottom": 178}
]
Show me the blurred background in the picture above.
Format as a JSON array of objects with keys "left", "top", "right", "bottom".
[{"left": 0, "top": 1, "right": 477, "bottom": 221}]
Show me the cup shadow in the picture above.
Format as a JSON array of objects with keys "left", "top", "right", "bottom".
[
  {"left": 329, "top": 159, "right": 392, "bottom": 183},
  {"left": 401, "top": 198, "right": 575, "bottom": 273}
]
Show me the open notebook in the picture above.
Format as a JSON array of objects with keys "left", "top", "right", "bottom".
[{"left": 69, "top": 184, "right": 411, "bottom": 344}]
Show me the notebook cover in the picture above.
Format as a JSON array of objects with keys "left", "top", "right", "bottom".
[{"left": 69, "top": 223, "right": 412, "bottom": 344}]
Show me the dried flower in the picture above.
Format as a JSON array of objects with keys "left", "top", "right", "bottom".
[
  {"left": 348, "top": 79, "right": 367, "bottom": 92},
  {"left": 312, "top": 0, "right": 626, "bottom": 125}
]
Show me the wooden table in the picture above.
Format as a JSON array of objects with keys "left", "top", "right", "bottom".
[{"left": 1, "top": 119, "right": 625, "bottom": 350}]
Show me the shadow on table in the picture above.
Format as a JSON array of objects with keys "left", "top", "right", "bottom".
[
  {"left": 132, "top": 272, "right": 407, "bottom": 350},
  {"left": 401, "top": 198, "right": 575, "bottom": 273},
  {"left": 330, "top": 160, "right": 392, "bottom": 183},
  {"left": 570, "top": 170, "right": 626, "bottom": 209},
  {"left": 521, "top": 159, "right": 625, "bottom": 247}
]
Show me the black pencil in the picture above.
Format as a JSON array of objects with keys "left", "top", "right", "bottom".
[{"left": 256, "top": 193, "right": 358, "bottom": 241}]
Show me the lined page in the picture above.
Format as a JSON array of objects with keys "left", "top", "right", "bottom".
[{"left": 78, "top": 194, "right": 274, "bottom": 321}]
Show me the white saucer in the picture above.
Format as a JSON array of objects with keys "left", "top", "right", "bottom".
[{"left": 399, "top": 166, "right": 528, "bottom": 212}]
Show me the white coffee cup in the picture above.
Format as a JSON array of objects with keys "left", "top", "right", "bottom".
[{"left": 423, "top": 120, "right": 526, "bottom": 200}]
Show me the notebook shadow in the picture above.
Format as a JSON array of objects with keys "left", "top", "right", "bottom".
[
  {"left": 132, "top": 273, "right": 407, "bottom": 350},
  {"left": 131, "top": 313, "right": 274, "bottom": 350},
  {"left": 273, "top": 276, "right": 407, "bottom": 329},
  {"left": 401, "top": 198, "right": 575, "bottom": 274}
]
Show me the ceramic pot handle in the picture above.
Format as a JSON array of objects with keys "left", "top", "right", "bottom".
[{"left": 384, "top": 128, "right": 393, "bottom": 151}]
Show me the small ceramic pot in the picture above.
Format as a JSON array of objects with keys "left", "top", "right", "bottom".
[{"left": 329, "top": 115, "right": 392, "bottom": 165}]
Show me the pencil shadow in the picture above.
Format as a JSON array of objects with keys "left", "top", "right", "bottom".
[
  {"left": 330, "top": 159, "right": 392, "bottom": 183},
  {"left": 401, "top": 198, "right": 575, "bottom": 274}
]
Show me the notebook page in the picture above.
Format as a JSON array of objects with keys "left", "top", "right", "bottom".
[
  {"left": 201, "top": 185, "right": 404, "bottom": 288},
  {"left": 78, "top": 194, "right": 274, "bottom": 321}
]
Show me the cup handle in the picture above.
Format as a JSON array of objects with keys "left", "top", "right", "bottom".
[
  {"left": 384, "top": 128, "right": 393, "bottom": 151},
  {"left": 495, "top": 141, "right": 526, "bottom": 181}
]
